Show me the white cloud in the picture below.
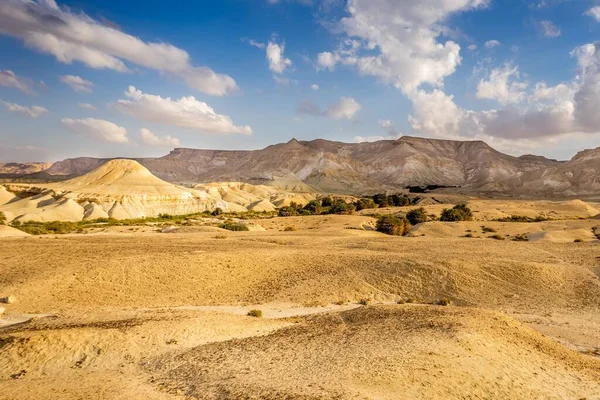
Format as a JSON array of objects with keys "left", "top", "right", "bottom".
[
  {"left": 325, "top": 96, "right": 361, "bottom": 120},
  {"left": 353, "top": 135, "right": 387, "bottom": 143},
  {"left": 297, "top": 96, "right": 361, "bottom": 120},
  {"left": 266, "top": 38, "right": 292, "bottom": 74},
  {"left": 585, "top": 6, "right": 600, "bottom": 22},
  {"left": 61, "top": 117, "right": 128, "bottom": 143},
  {"left": 538, "top": 20, "right": 561, "bottom": 38},
  {"left": 78, "top": 103, "right": 98, "bottom": 110},
  {"left": 267, "top": 0, "right": 313, "bottom": 4},
  {"left": 0, "top": 0, "right": 238, "bottom": 96},
  {"left": 112, "top": 86, "right": 252, "bottom": 135},
  {"left": 378, "top": 119, "right": 401, "bottom": 137},
  {"left": 316, "top": 0, "right": 489, "bottom": 93},
  {"left": 311, "top": 84, "right": 319, "bottom": 90},
  {"left": 467, "top": 44, "right": 478, "bottom": 51},
  {"left": 407, "top": 41, "right": 600, "bottom": 147},
  {"left": 476, "top": 64, "right": 528, "bottom": 105},
  {"left": 139, "top": 128, "right": 180, "bottom": 147},
  {"left": 1, "top": 101, "right": 48, "bottom": 118},
  {"left": 242, "top": 38, "right": 266, "bottom": 49},
  {"left": 485, "top": 40, "right": 501, "bottom": 49},
  {"left": 0, "top": 70, "right": 35, "bottom": 94},
  {"left": 60, "top": 75, "right": 94, "bottom": 93}
]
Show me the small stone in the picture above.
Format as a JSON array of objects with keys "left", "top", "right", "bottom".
[{"left": 0, "top": 295, "right": 16, "bottom": 304}]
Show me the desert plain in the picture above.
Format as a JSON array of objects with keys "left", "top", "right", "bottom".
[{"left": 1, "top": 182, "right": 600, "bottom": 399}]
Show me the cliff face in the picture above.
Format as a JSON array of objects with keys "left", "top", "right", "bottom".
[{"left": 12, "top": 136, "right": 600, "bottom": 196}]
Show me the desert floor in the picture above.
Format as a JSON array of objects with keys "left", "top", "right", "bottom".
[{"left": 1, "top": 201, "right": 600, "bottom": 399}]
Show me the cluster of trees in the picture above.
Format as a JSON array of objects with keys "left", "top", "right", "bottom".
[
  {"left": 278, "top": 193, "right": 419, "bottom": 217},
  {"left": 376, "top": 215, "right": 411, "bottom": 236}
]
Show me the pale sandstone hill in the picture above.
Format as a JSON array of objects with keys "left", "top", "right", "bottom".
[{"left": 0, "top": 162, "right": 52, "bottom": 175}]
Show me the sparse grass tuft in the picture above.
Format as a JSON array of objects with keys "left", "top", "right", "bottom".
[
  {"left": 284, "top": 225, "right": 297, "bottom": 232},
  {"left": 247, "top": 309, "right": 262, "bottom": 317},
  {"left": 489, "top": 234, "right": 505, "bottom": 240},
  {"left": 512, "top": 234, "right": 529, "bottom": 242},
  {"left": 358, "top": 298, "right": 370, "bottom": 306},
  {"left": 214, "top": 234, "right": 227, "bottom": 239},
  {"left": 481, "top": 226, "right": 496, "bottom": 233},
  {"left": 405, "top": 298, "right": 415, "bottom": 304},
  {"left": 574, "top": 238, "right": 584, "bottom": 243},
  {"left": 464, "top": 233, "right": 474, "bottom": 238},
  {"left": 219, "top": 222, "right": 250, "bottom": 231},
  {"left": 436, "top": 299, "right": 452, "bottom": 306}
]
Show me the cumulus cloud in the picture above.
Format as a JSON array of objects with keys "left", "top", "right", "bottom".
[
  {"left": 0, "top": 70, "right": 35, "bottom": 94},
  {"left": 467, "top": 44, "right": 478, "bottom": 51},
  {"left": 476, "top": 64, "right": 528, "bottom": 105},
  {"left": 139, "top": 128, "right": 180, "bottom": 147},
  {"left": 585, "top": 6, "right": 600, "bottom": 22},
  {"left": 267, "top": 37, "right": 292, "bottom": 74},
  {"left": 311, "top": 84, "right": 319, "bottom": 90},
  {"left": 353, "top": 135, "right": 387, "bottom": 143},
  {"left": 60, "top": 75, "right": 93, "bottom": 93},
  {"left": 1, "top": 101, "right": 48, "bottom": 118},
  {"left": 61, "top": 117, "right": 128, "bottom": 143},
  {"left": 378, "top": 119, "right": 401, "bottom": 137},
  {"left": 316, "top": 0, "right": 489, "bottom": 93},
  {"left": 485, "top": 40, "right": 501, "bottom": 49},
  {"left": 112, "top": 86, "right": 252, "bottom": 135},
  {"left": 0, "top": 0, "right": 238, "bottom": 95},
  {"left": 78, "top": 103, "right": 98, "bottom": 110},
  {"left": 297, "top": 96, "right": 361, "bottom": 120},
  {"left": 538, "top": 20, "right": 561, "bottom": 38},
  {"left": 408, "top": 41, "right": 600, "bottom": 147}
]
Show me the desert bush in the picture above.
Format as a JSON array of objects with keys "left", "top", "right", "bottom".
[
  {"left": 512, "top": 234, "right": 529, "bottom": 242},
  {"left": 278, "top": 206, "right": 297, "bottom": 217},
  {"left": 489, "top": 234, "right": 505, "bottom": 240},
  {"left": 376, "top": 215, "right": 411, "bottom": 236},
  {"left": 440, "top": 204, "right": 473, "bottom": 222},
  {"left": 405, "top": 298, "right": 415, "bottom": 304},
  {"left": 406, "top": 207, "right": 427, "bottom": 225},
  {"left": 464, "top": 233, "right": 474, "bottom": 238},
  {"left": 321, "top": 196, "right": 334, "bottom": 207},
  {"left": 436, "top": 299, "right": 452, "bottom": 306},
  {"left": 359, "top": 298, "right": 370, "bottom": 305},
  {"left": 355, "top": 198, "right": 376, "bottom": 211},
  {"left": 574, "top": 238, "right": 584, "bottom": 243},
  {"left": 481, "top": 226, "right": 496, "bottom": 233},
  {"left": 495, "top": 215, "right": 547, "bottom": 222},
  {"left": 211, "top": 207, "right": 223, "bottom": 216},
  {"left": 284, "top": 225, "right": 297, "bottom": 232},
  {"left": 219, "top": 222, "right": 249, "bottom": 231},
  {"left": 247, "top": 309, "right": 262, "bottom": 317},
  {"left": 303, "top": 200, "right": 322, "bottom": 215},
  {"left": 214, "top": 234, "right": 227, "bottom": 239},
  {"left": 330, "top": 199, "right": 355, "bottom": 215},
  {"left": 0, "top": 211, "right": 6, "bottom": 225}
]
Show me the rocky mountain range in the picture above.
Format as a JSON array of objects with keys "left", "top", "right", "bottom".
[{"left": 3, "top": 136, "right": 600, "bottom": 197}]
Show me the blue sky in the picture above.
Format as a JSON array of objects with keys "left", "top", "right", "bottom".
[{"left": 0, "top": 0, "right": 599, "bottom": 162}]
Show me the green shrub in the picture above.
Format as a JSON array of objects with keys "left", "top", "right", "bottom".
[
  {"left": 355, "top": 198, "right": 376, "bottom": 211},
  {"left": 330, "top": 199, "right": 355, "bottom": 215},
  {"left": 219, "top": 222, "right": 249, "bottom": 231},
  {"left": 303, "top": 200, "right": 322, "bottom": 215},
  {"left": 436, "top": 299, "right": 452, "bottom": 306},
  {"left": 247, "top": 309, "right": 262, "bottom": 317},
  {"left": 0, "top": 211, "right": 6, "bottom": 225},
  {"left": 406, "top": 207, "right": 428, "bottom": 225},
  {"left": 278, "top": 206, "right": 297, "bottom": 217},
  {"left": 211, "top": 207, "right": 223, "bottom": 216},
  {"left": 376, "top": 215, "right": 411, "bottom": 236},
  {"left": 495, "top": 215, "right": 547, "bottom": 222},
  {"left": 321, "top": 196, "right": 334, "bottom": 207},
  {"left": 440, "top": 204, "right": 473, "bottom": 222}
]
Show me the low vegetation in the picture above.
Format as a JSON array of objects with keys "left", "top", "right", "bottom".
[
  {"left": 376, "top": 215, "right": 411, "bottom": 236},
  {"left": 247, "top": 309, "right": 262, "bottom": 317},
  {"left": 440, "top": 204, "right": 473, "bottom": 222},
  {"left": 219, "top": 221, "right": 250, "bottom": 231},
  {"left": 495, "top": 215, "right": 548, "bottom": 222},
  {"left": 489, "top": 234, "right": 505, "bottom": 240},
  {"left": 481, "top": 226, "right": 496, "bottom": 233},
  {"left": 406, "top": 207, "right": 428, "bottom": 225},
  {"left": 284, "top": 225, "right": 297, "bottom": 232},
  {"left": 0, "top": 211, "right": 6, "bottom": 225},
  {"left": 512, "top": 234, "right": 529, "bottom": 242}
]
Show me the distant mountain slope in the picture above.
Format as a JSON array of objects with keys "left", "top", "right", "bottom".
[
  {"left": 0, "top": 162, "right": 52, "bottom": 175},
  {"left": 11, "top": 136, "right": 599, "bottom": 196}
]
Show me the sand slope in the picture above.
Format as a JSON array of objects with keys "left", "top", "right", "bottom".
[{"left": 153, "top": 306, "right": 600, "bottom": 399}]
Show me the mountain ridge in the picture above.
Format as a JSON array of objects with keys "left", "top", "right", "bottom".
[{"left": 3, "top": 136, "right": 600, "bottom": 196}]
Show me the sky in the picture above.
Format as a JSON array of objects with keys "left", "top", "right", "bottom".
[{"left": 1, "top": 0, "right": 600, "bottom": 162}]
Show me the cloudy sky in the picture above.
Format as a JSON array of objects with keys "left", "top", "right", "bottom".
[{"left": 1, "top": 0, "right": 600, "bottom": 162}]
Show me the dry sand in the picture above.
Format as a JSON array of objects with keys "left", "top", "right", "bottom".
[{"left": 1, "top": 200, "right": 600, "bottom": 399}]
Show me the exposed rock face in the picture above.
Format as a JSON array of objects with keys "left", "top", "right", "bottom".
[
  {"left": 0, "top": 160, "right": 316, "bottom": 222},
  {"left": 0, "top": 162, "right": 52, "bottom": 175},
  {"left": 7, "top": 136, "right": 600, "bottom": 196}
]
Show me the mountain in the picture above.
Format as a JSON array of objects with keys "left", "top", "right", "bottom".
[
  {"left": 0, "top": 162, "right": 52, "bottom": 175},
  {"left": 7, "top": 136, "right": 599, "bottom": 196}
]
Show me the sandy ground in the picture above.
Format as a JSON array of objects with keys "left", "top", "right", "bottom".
[{"left": 1, "top": 200, "right": 600, "bottom": 399}]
